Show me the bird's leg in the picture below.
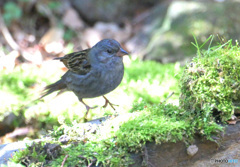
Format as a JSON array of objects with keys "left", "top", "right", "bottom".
[
  {"left": 79, "top": 99, "right": 97, "bottom": 117},
  {"left": 102, "top": 96, "right": 118, "bottom": 110}
]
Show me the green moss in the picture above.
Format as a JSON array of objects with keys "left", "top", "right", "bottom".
[
  {"left": 122, "top": 60, "right": 182, "bottom": 104},
  {"left": 115, "top": 103, "right": 195, "bottom": 151},
  {"left": 10, "top": 96, "right": 225, "bottom": 166},
  {"left": 180, "top": 39, "right": 238, "bottom": 137},
  {"left": 0, "top": 68, "right": 37, "bottom": 100},
  {"left": 10, "top": 142, "right": 47, "bottom": 166},
  {"left": 11, "top": 102, "right": 197, "bottom": 166}
]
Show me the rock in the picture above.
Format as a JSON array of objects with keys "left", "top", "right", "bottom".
[
  {"left": 194, "top": 143, "right": 240, "bottom": 167},
  {"left": 82, "top": 22, "right": 132, "bottom": 47},
  {"left": 1, "top": 120, "right": 239, "bottom": 167},
  {"left": 0, "top": 140, "right": 40, "bottom": 165},
  {"left": 130, "top": 122, "right": 240, "bottom": 167},
  {"left": 127, "top": 1, "right": 240, "bottom": 63},
  {"left": 43, "top": 143, "right": 61, "bottom": 160},
  {"left": 187, "top": 145, "right": 198, "bottom": 156},
  {"left": 0, "top": 117, "right": 108, "bottom": 166},
  {"left": 125, "top": 1, "right": 170, "bottom": 59},
  {"left": 59, "top": 135, "right": 70, "bottom": 144},
  {"left": 62, "top": 7, "right": 85, "bottom": 30},
  {"left": 0, "top": 113, "right": 18, "bottom": 136},
  {"left": 70, "top": 0, "right": 161, "bottom": 24}
]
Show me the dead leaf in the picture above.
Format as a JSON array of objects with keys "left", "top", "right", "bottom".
[
  {"left": 39, "top": 27, "right": 64, "bottom": 54},
  {"left": 6, "top": 127, "right": 33, "bottom": 139},
  {"left": 44, "top": 41, "right": 64, "bottom": 55},
  {"left": 21, "top": 47, "right": 43, "bottom": 65},
  {"left": 40, "top": 27, "right": 64, "bottom": 45},
  {"left": 83, "top": 29, "right": 101, "bottom": 47},
  {"left": 63, "top": 8, "right": 84, "bottom": 30},
  {"left": 227, "top": 120, "right": 237, "bottom": 125},
  {"left": 0, "top": 50, "right": 19, "bottom": 71}
]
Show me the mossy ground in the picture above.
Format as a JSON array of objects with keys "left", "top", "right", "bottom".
[
  {"left": 180, "top": 39, "right": 240, "bottom": 137},
  {"left": 5, "top": 39, "right": 239, "bottom": 166},
  {"left": 0, "top": 59, "right": 181, "bottom": 139},
  {"left": 10, "top": 103, "right": 196, "bottom": 167}
]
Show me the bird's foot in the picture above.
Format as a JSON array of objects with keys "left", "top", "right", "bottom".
[
  {"left": 79, "top": 99, "right": 98, "bottom": 119},
  {"left": 102, "top": 96, "right": 118, "bottom": 110},
  {"left": 84, "top": 105, "right": 98, "bottom": 117},
  {"left": 85, "top": 105, "right": 98, "bottom": 111}
]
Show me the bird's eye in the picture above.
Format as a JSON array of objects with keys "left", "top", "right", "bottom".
[{"left": 107, "top": 49, "right": 113, "bottom": 54}]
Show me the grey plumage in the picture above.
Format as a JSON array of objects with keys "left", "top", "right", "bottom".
[{"left": 40, "top": 39, "right": 128, "bottom": 118}]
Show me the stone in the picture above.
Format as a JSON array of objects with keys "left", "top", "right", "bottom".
[
  {"left": 0, "top": 140, "right": 40, "bottom": 165},
  {"left": 59, "top": 135, "right": 70, "bottom": 144},
  {"left": 70, "top": 0, "right": 160, "bottom": 24},
  {"left": 43, "top": 143, "right": 61, "bottom": 160},
  {"left": 130, "top": 122, "right": 240, "bottom": 167},
  {"left": 0, "top": 113, "right": 18, "bottom": 136},
  {"left": 126, "top": 1, "right": 240, "bottom": 63},
  {"left": 187, "top": 145, "right": 198, "bottom": 156}
]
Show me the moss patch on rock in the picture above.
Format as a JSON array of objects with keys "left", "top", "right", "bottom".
[
  {"left": 10, "top": 103, "right": 197, "bottom": 167},
  {"left": 10, "top": 101, "right": 225, "bottom": 167},
  {"left": 180, "top": 39, "right": 239, "bottom": 137}
]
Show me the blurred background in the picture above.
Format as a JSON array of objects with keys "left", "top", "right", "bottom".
[{"left": 0, "top": 0, "right": 239, "bottom": 144}]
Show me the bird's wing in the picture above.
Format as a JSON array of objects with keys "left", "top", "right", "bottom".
[{"left": 54, "top": 49, "right": 91, "bottom": 75}]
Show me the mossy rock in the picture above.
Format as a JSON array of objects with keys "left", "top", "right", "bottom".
[
  {"left": 180, "top": 40, "right": 240, "bottom": 124},
  {"left": 131, "top": 1, "right": 240, "bottom": 63},
  {"left": 10, "top": 103, "right": 197, "bottom": 167}
]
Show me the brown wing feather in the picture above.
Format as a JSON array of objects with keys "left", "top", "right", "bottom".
[{"left": 54, "top": 49, "right": 91, "bottom": 75}]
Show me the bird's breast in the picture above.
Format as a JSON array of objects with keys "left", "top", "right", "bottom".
[
  {"left": 66, "top": 58, "right": 124, "bottom": 99},
  {"left": 96, "top": 59, "right": 124, "bottom": 95}
]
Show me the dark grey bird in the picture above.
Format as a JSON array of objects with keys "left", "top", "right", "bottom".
[{"left": 40, "top": 39, "right": 129, "bottom": 118}]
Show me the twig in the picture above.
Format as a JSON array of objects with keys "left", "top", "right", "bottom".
[
  {"left": 61, "top": 154, "right": 69, "bottom": 167},
  {"left": 87, "top": 161, "right": 94, "bottom": 167},
  {"left": 0, "top": 11, "right": 20, "bottom": 50},
  {"left": 78, "top": 155, "right": 97, "bottom": 167},
  {"left": 88, "top": 158, "right": 97, "bottom": 167},
  {"left": 0, "top": 11, "right": 31, "bottom": 63},
  {"left": 0, "top": 10, "right": 35, "bottom": 63},
  {"left": 132, "top": 9, "right": 152, "bottom": 25},
  {"left": 161, "top": 92, "right": 174, "bottom": 104},
  {"left": 78, "top": 155, "right": 88, "bottom": 160}
]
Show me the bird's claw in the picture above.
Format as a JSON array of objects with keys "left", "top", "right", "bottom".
[
  {"left": 84, "top": 105, "right": 98, "bottom": 118},
  {"left": 79, "top": 99, "right": 98, "bottom": 119},
  {"left": 102, "top": 96, "right": 118, "bottom": 110}
]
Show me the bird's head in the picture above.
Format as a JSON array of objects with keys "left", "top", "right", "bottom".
[{"left": 90, "top": 39, "right": 129, "bottom": 63}]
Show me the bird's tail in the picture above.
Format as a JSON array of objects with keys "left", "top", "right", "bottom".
[{"left": 39, "top": 79, "right": 67, "bottom": 99}]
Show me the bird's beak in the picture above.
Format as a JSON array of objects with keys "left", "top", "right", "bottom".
[{"left": 116, "top": 47, "right": 129, "bottom": 57}]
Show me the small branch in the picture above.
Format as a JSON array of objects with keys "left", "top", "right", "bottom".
[
  {"left": 61, "top": 154, "right": 69, "bottom": 167},
  {"left": 161, "top": 92, "right": 175, "bottom": 104},
  {"left": 78, "top": 155, "right": 88, "bottom": 160},
  {"left": 0, "top": 10, "right": 33, "bottom": 63},
  {"left": 87, "top": 161, "right": 94, "bottom": 167},
  {"left": 78, "top": 155, "right": 97, "bottom": 167},
  {"left": 0, "top": 12, "right": 20, "bottom": 50}
]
